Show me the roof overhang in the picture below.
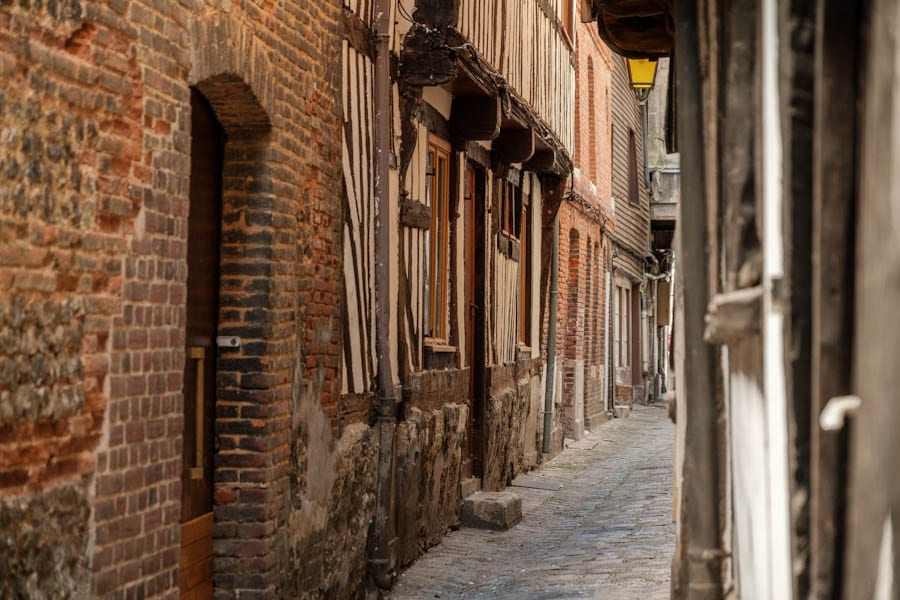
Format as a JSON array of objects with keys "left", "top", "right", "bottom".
[{"left": 587, "top": 0, "right": 674, "bottom": 58}]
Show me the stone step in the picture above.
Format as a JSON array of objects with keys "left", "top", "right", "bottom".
[
  {"left": 460, "top": 491, "right": 522, "bottom": 531},
  {"left": 614, "top": 404, "right": 632, "bottom": 418},
  {"left": 460, "top": 477, "right": 482, "bottom": 498}
]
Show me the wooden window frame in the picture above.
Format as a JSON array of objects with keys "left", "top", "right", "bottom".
[
  {"left": 561, "top": 0, "right": 574, "bottom": 46},
  {"left": 499, "top": 179, "right": 523, "bottom": 241},
  {"left": 427, "top": 135, "right": 452, "bottom": 343},
  {"left": 518, "top": 190, "right": 532, "bottom": 347},
  {"left": 615, "top": 284, "right": 631, "bottom": 368},
  {"left": 614, "top": 286, "right": 621, "bottom": 367}
]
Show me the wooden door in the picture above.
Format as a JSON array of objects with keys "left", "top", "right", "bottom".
[
  {"left": 465, "top": 164, "right": 486, "bottom": 478},
  {"left": 843, "top": 1, "right": 900, "bottom": 596},
  {"left": 180, "top": 89, "right": 223, "bottom": 600}
]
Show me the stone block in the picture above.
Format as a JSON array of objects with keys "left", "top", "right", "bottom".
[
  {"left": 460, "top": 477, "right": 481, "bottom": 498},
  {"left": 461, "top": 491, "right": 522, "bottom": 531},
  {"left": 614, "top": 404, "right": 631, "bottom": 418}
]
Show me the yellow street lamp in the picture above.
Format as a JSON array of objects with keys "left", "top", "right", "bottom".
[{"left": 626, "top": 58, "right": 659, "bottom": 102}]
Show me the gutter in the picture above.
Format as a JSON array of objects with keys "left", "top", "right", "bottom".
[
  {"left": 542, "top": 215, "right": 560, "bottom": 453},
  {"left": 369, "top": 0, "right": 400, "bottom": 590}
]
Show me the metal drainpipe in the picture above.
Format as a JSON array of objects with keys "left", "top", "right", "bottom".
[
  {"left": 369, "top": 0, "right": 399, "bottom": 590},
  {"left": 541, "top": 214, "right": 559, "bottom": 453},
  {"left": 605, "top": 242, "right": 613, "bottom": 414},
  {"left": 673, "top": 0, "right": 723, "bottom": 596}
]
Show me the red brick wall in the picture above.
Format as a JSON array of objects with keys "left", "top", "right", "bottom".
[
  {"left": 0, "top": 2, "right": 343, "bottom": 597},
  {"left": 551, "top": 12, "right": 616, "bottom": 436},
  {"left": 573, "top": 20, "right": 614, "bottom": 215}
]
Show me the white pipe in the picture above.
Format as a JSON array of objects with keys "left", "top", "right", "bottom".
[{"left": 761, "top": 0, "right": 793, "bottom": 596}]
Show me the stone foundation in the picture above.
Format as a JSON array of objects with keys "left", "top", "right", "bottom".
[
  {"left": 482, "top": 358, "right": 544, "bottom": 491},
  {"left": 279, "top": 422, "right": 377, "bottom": 599},
  {"left": 395, "top": 372, "right": 468, "bottom": 568}
]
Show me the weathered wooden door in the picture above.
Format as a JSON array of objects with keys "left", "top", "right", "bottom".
[
  {"left": 465, "top": 164, "right": 486, "bottom": 478},
  {"left": 843, "top": 1, "right": 900, "bottom": 596},
  {"left": 179, "top": 89, "right": 223, "bottom": 600}
]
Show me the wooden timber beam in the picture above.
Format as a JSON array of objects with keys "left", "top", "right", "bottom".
[
  {"left": 343, "top": 8, "right": 373, "bottom": 59},
  {"left": 493, "top": 128, "right": 536, "bottom": 163},
  {"left": 523, "top": 149, "right": 554, "bottom": 172},
  {"left": 523, "top": 149, "right": 567, "bottom": 178},
  {"left": 449, "top": 96, "right": 501, "bottom": 141},
  {"left": 590, "top": 0, "right": 674, "bottom": 58}
]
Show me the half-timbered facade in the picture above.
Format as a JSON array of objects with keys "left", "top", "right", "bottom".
[{"left": 341, "top": 0, "right": 575, "bottom": 579}]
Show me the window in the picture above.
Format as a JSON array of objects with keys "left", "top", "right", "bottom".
[
  {"left": 427, "top": 136, "right": 452, "bottom": 341},
  {"left": 518, "top": 191, "right": 532, "bottom": 346},
  {"left": 628, "top": 129, "right": 639, "bottom": 205},
  {"left": 498, "top": 179, "right": 522, "bottom": 240},
  {"left": 561, "top": 0, "right": 574, "bottom": 42},
  {"left": 615, "top": 284, "right": 631, "bottom": 367}
]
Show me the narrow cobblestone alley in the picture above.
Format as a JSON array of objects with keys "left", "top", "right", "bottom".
[{"left": 390, "top": 405, "right": 675, "bottom": 600}]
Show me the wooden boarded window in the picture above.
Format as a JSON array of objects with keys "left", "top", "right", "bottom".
[
  {"left": 628, "top": 129, "right": 639, "bottom": 205},
  {"left": 499, "top": 179, "right": 522, "bottom": 240},
  {"left": 518, "top": 190, "right": 532, "bottom": 345},
  {"left": 427, "top": 136, "right": 452, "bottom": 341}
]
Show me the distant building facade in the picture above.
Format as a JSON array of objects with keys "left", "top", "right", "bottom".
[
  {"left": 609, "top": 53, "right": 661, "bottom": 410},
  {"left": 341, "top": 0, "right": 575, "bottom": 582},
  {"left": 555, "top": 4, "right": 615, "bottom": 439}
]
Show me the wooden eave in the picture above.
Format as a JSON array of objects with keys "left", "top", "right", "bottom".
[
  {"left": 441, "top": 32, "right": 573, "bottom": 177},
  {"left": 588, "top": 0, "right": 674, "bottom": 58}
]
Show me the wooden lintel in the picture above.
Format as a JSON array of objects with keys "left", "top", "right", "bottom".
[
  {"left": 465, "top": 142, "right": 491, "bottom": 169},
  {"left": 493, "top": 129, "right": 536, "bottom": 163},
  {"left": 421, "top": 101, "right": 451, "bottom": 141},
  {"left": 400, "top": 197, "right": 432, "bottom": 230},
  {"left": 450, "top": 96, "right": 501, "bottom": 141}
]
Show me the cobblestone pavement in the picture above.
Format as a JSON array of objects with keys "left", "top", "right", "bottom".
[{"left": 389, "top": 404, "right": 675, "bottom": 600}]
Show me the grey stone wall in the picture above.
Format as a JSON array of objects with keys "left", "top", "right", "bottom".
[{"left": 0, "top": 482, "right": 91, "bottom": 598}]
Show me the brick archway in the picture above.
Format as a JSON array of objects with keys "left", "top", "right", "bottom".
[{"left": 188, "top": 18, "right": 286, "bottom": 596}]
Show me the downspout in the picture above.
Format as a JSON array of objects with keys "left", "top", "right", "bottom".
[
  {"left": 370, "top": 0, "right": 399, "bottom": 590},
  {"left": 605, "top": 243, "right": 612, "bottom": 414},
  {"left": 541, "top": 215, "right": 559, "bottom": 453},
  {"left": 673, "top": 0, "right": 723, "bottom": 596}
]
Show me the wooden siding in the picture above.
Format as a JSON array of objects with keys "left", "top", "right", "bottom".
[
  {"left": 611, "top": 56, "right": 650, "bottom": 279},
  {"left": 456, "top": 0, "right": 575, "bottom": 154},
  {"left": 341, "top": 40, "right": 376, "bottom": 395}
]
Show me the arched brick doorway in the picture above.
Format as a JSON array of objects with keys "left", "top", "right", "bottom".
[{"left": 180, "top": 76, "right": 272, "bottom": 598}]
